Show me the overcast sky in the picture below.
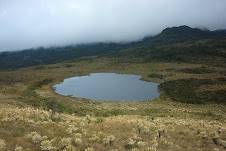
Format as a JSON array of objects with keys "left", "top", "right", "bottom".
[{"left": 0, "top": 0, "right": 226, "bottom": 52}]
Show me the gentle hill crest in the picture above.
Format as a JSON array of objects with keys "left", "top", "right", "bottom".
[{"left": 140, "top": 25, "right": 226, "bottom": 47}]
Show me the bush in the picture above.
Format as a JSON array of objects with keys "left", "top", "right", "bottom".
[
  {"left": 148, "top": 73, "right": 164, "bottom": 79},
  {"left": 159, "top": 78, "right": 226, "bottom": 104},
  {"left": 95, "top": 117, "right": 105, "bottom": 123}
]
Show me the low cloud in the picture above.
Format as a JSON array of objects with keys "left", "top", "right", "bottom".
[{"left": 0, "top": 0, "right": 226, "bottom": 51}]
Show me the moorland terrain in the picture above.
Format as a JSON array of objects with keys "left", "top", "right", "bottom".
[{"left": 0, "top": 26, "right": 226, "bottom": 151}]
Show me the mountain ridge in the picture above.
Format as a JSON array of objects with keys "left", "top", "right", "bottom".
[
  {"left": 140, "top": 25, "right": 226, "bottom": 47},
  {"left": 1, "top": 25, "right": 226, "bottom": 71}
]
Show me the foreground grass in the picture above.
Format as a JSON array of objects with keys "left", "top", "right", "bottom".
[
  {"left": 0, "top": 102, "right": 226, "bottom": 151},
  {"left": 0, "top": 54, "right": 226, "bottom": 150}
]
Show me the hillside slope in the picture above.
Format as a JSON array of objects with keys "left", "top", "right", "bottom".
[
  {"left": 106, "top": 38, "right": 226, "bottom": 104},
  {"left": 0, "top": 27, "right": 226, "bottom": 150},
  {"left": 108, "top": 38, "right": 226, "bottom": 65},
  {"left": 142, "top": 25, "right": 226, "bottom": 47},
  {"left": 1, "top": 26, "right": 226, "bottom": 71},
  {"left": 0, "top": 42, "right": 136, "bottom": 71}
]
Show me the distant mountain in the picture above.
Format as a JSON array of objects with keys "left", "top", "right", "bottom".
[
  {"left": 0, "top": 42, "right": 139, "bottom": 71},
  {"left": 213, "top": 29, "right": 226, "bottom": 35},
  {"left": 140, "top": 25, "right": 226, "bottom": 47},
  {"left": 0, "top": 25, "right": 226, "bottom": 71},
  {"left": 108, "top": 37, "right": 226, "bottom": 67}
]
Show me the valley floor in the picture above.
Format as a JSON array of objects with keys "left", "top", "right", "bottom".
[{"left": 0, "top": 57, "right": 226, "bottom": 150}]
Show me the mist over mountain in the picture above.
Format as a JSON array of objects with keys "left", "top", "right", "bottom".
[
  {"left": 0, "top": 0, "right": 226, "bottom": 51},
  {"left": 1, "top": 25, "right": 226, "bottom": 71}
]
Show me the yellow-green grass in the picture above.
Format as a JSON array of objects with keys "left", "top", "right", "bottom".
[{"left": 0, "top": 55, "right": 226, "bottom": 150}]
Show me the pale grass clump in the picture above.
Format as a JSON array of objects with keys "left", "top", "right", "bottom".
[
  {"left": 209, "top": 131, "right": 219, "bottom": 138},
  {"left": 62, "top": 145, "right": 76, "bottom": 151},
  {"left": 150, "top": 140, "right": 158, "bottom": 148},
  {"left": 131, "top": 148, "right": 139, "bottom": 151},
  {"left": 217, "top": 139, "right": 226, "bottom": 149},
  {"left": 14, "top": 146, "right": 23, "bottom": 151},
  {"left": 160, "top": 137, "right": 167, "bottom": 145},
  {"left": 26, "top": 131, "right": 43, "bottom": 143},
  {"left": 74, "top": 133, "right": 82, "bottom": 139},
  {"left": 137, "top": 137, "right": 142, "bottom": 142},
  {"left": 146, "top": 146, "right": 157, "bottom": 151},
  {"left": 74, "top": 138, "right": 82, "bottom": 146},
  {"left": 103, "top": 136, "right": 110, "bottom": 145},
  {"left": 0, "top": 139, "right": 6, "bottom": 151},
  {"left": 86, "top": 115, "right": 91, "bottom": 121},
  {"left": 42, "top": 136, "right": 48, "bottom": 141},
  {"left": 82, "top": 129, "right": 87, "bottom": 134},
  {"left": 66, "top": 128, "right": 73, "bottom": 135},
  {"left": 0, "top": 106, "right": 85, "bottom": 124},
  {"left": 1, "top": 104, "right": 226, "bottom": 151},
  {"left": 85, "top": 147, "right": 94, "bottom": 151},
  {"left": 157, "top": 125, "right": 166, "bottom": 138},
  {"left": 158, "top": 124, "right": 166, "bottom": 131},
  {"left": 131, "top": 134, "right": 137, "bottom": 141},
  {"left": 127, "top": 138, "right": 135, "bottom": 145},
  {"left": 109, "top": 135, "right": 115, "bottom": 146},
  {"left": 67, "top": 125, "right": 78, "bottom": 134},
  {"left": 143, "top": 126, "right": 150, "bottom": 134},
  {"left": 137, "top": 141, "right": 145, "bottom": 148},
  {"left": 166, "top": 141, "right": 174, "bottom": 147},
  {"left": 80, "top": 122, "right": 85, "bottom": 127},
  {"left": 68, "top": 125, "right": 76, "bottom": 131},
  {"left": 28, "top": 131, "right": 38, "bottom": 137},
  {"left": 89, "top": 134, "right": 100, "bottom": 142},
  {"left": 32, "top": 134, "right": 43, "bottom": 144},
  {"left": 60, "top": 138, "right": 71, "bottom": 150},
  {"left": 152, "top": 130, "right": 159, "bottom": 139},
  {"left": 197, "top": 131, "right": 208, "bottom": 139},
  {"left": 102, "top": 135, "right": 115, "bottom": 146},
  {"left": 125, "top": 138, "right": 135, "bottom": 149},
  {"left": 97, "top": 131, "right": 103, "bottom": 136},
  {"left": 138, "top": 122, "right": 144, "bottom": 134},
  {"left": 40, "top": 140, "right": 53, "bottom": 151}
]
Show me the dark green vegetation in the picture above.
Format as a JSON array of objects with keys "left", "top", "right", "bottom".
[
  {"left": 144, "top": 26, "right": 226, "bottom": 47},
  {"left": 148, "top": 73, "right": 164, "bottom": 79},
  {"left": 159, "top": 78, "right": 226, "bottom": 104},
  {"left": 1, "top": 26, "right": 226, "bottom": 71},
  {"left": 107, "top": 37, "right": 226, "bottom": 104},
  {"left": 108, "top": 38, "right": 226, "bottom": 66},
  {"left": 178, "top": 67, "right": 216, "bottom": 74},
  {"left": 0, "top": 42, "right": 138, "bottom": 71},
  {"left": 106, "top": 29, "right": 226, "bottom": 105}
]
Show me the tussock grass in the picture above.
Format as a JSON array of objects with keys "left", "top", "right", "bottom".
[{"left": 0, "top": 47, "right": 226, "bottom": 150}]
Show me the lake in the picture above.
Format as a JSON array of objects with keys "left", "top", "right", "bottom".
[{"left": 53, "top": 73, "right": 160, "bottom": 101}]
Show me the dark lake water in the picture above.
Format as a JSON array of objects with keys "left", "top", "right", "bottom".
[{"left": 53, "top": 73, "right": 160, "bottom": 101}]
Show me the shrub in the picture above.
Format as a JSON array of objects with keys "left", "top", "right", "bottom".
[
  {"left": 95, "top": 117, "right": 105, "bottom": 123},
  {"left": 0, "top": 139, "right": 6, "bottom": 151}
]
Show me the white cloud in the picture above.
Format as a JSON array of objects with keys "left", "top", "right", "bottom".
[{"left": 0, "top": 0, "right": 226, "bottom": 51}]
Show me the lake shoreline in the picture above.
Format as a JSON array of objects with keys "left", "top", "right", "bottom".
[{"left": 53, "top": 73, "right": 160, "bottom": 101}]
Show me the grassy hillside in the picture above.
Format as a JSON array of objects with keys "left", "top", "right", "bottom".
[
  {"left": 0, "top": 55, "right": 226, "bottom": 150},
  {"left": 107, "top": 38, "right": 226, "bottom": 105},
  {"left": 108, "top": 38, "right": 226, "bottom": 65},
  {"left": 0, "top": 31, "right": 226, "bottom": 150}
]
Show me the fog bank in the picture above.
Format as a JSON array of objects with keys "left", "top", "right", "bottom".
[{"left": 0, "top": 0, "right": 226, "bottom": 51}]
